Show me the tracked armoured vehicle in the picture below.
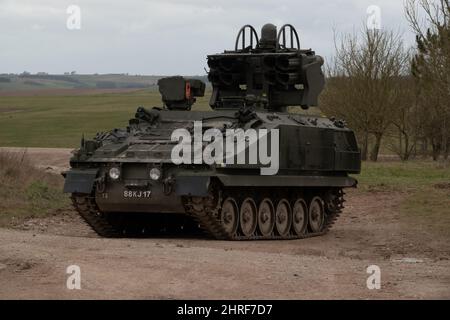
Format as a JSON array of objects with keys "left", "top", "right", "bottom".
[{"left": 63, "top": 24, "right": 361, "bottom": 240}]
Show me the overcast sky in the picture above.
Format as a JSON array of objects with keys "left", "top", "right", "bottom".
[{"left": 0, "top": 0, "right": 416, "bottom": 75}]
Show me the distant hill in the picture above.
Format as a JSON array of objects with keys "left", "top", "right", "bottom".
[{"left": 0, "top": 74, "right": 209, "bottom": 91}]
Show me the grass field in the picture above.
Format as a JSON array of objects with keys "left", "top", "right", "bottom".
[
  {"left": 0, "top": 89, "right": 324, "bottom": 148},
  {"left": 356, "top": 161, "right": 450, "bottom": 237},
  {"left": 357, "top": 161, "right": 450, "bottom": 191},
  {"left": 0, "top": 90, "right": 212, "bottom": 147}
]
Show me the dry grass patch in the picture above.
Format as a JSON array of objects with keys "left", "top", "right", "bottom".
[{"left": 0, "top": 150, "right": 70, "bottom": 227}]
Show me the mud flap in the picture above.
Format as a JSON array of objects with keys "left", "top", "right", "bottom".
[
  {"left": 175, "top": 176, "right": 210, "bottom": 196},
  {"left": 63, "top": 169, "right": 99, "bottom": 194}
]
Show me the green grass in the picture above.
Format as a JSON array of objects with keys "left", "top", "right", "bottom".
[
  {"left": 356, "top": 160, "right": 450, "bottom": 236},
  {"left": 356, "top": 160, "right": 450, "bottom": 191},
  {"left": 399, "top": 187, "right": 450, "bottom": 236},
  {"left": 0, "top": 89, "right": 335, "bottom": 148},
  {"left": 0, "top": 90, "right": 212, "bottom": 148}
]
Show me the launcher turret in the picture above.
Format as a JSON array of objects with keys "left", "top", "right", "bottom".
[{"left": 207, "top": 23, "right": 325, "bottom": 111}]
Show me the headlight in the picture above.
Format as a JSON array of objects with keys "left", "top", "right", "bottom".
[
  {"left": 109, "top": 167, "right": 121, "bottom": 180},
  {"left": 149, "top": 167, "right": 162, "bottom": 181}
]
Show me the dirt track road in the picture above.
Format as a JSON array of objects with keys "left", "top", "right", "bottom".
[{"left": 0, "top": 148, "right": 449, "bottom": 299}]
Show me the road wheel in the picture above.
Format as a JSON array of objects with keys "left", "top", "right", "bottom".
[
  {"left": 275, "top": 199, "right": 292, "bottom": 237},
  {"left": 239, "top": 198, "right": 258, "bottom": 237},
  {"left": 221, "top": 197, "right": 239, "bottom": 236},
  {"left": 308, "top": 197, "right": 325, "bottom": 233},
  {"left": 257, "top": 198, "right": 275, "bottom": 237},
  {"left": 292, "top": 198, "right": 308, "bottom": 236}
]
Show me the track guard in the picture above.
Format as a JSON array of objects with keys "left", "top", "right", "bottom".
[{"left": 63, "top": 169, "right": 99, "bottom": 194}]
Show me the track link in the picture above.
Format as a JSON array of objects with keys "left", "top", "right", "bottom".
[
  {"left": 72, "top": 194, "right": 203, "bottom": 238},
  {"left": 71, "top": 195, "right": 124, "bottom": 238}
]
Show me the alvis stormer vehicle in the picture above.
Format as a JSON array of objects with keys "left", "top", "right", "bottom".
[{"left": 63, "top": 23, "right": 361, "bottom": 240}]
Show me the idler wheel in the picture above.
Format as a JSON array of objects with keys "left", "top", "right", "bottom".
[
  {"left": 257, "top": 198, "right": 275, "bottom": 237},
  {"left": 292, "top": 198, "right": 308, "bottom": 236},
  {"left": 308, "top": 197, "right": 325, "bottom": 233},
  {"left": 221, "top": 197, "right": 239, "bottom": 236},
  {"left": 275, "top": 199, "right": 292, "bottom": 237},
  {"left": 239, "top": 198, "right": 258, "bottom": 237}
]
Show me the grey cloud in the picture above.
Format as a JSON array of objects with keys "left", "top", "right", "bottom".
[{"left": 0, "top": 0, "right": 415, "bottom": 75}]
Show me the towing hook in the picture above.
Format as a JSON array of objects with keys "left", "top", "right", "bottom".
[
  {"left": 95, "top": 174, "right": 106, "bottom": 193},
  {"left": 163, "top": 175, "right": 175, "bottom": 195}
]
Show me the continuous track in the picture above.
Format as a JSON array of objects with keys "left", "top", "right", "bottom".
[
  {"left": 72, "top": 185, "right": 345, "bottom": 240},
  {"left": 183, "top": 186, "right": 345, "bottom": 240}
]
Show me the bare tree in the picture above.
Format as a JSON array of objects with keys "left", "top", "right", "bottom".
[
  {"left": 321, "top": 69, "right": 371, "bottom": 160},
  {"left": 321, "top": 26, "right": 409, "bottom": 161},
  {"left": 385, "top": 75, "right": 423, "bottom": 160},
  {"left": 406, "top": 0, "right": 450, "bottom": 160}
]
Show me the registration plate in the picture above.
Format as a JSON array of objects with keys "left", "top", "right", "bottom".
[{"left": 123, "top": 190, "right": 152, "bottom": 198}]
